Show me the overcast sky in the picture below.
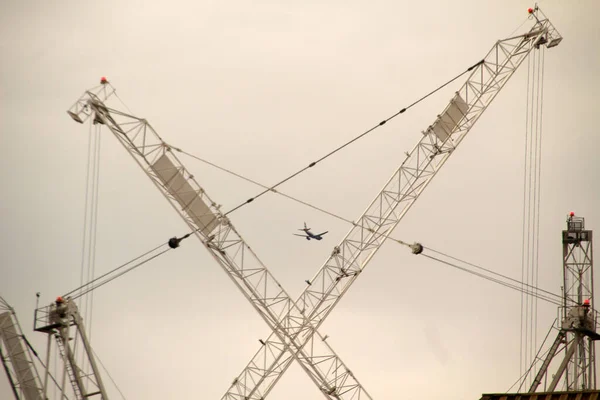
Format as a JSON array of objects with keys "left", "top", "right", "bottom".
[{"left": 2, "top": 0, "right": 600, "bottom": 399}]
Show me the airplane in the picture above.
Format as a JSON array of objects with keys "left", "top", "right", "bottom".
[{"left": 294, "top": 222, "right": 328, "bottom": 241}]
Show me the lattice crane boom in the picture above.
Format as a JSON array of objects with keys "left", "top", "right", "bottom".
[
  {"left": 295, "top": 10, "right": 563, "bottom": 336},
  {"left": 66, "top": 8, "right": 561, "bottom": 400},
  {"left": 67, "top": 90, "right": 371, "bottom": 399},
  {"left": 223, "top": 8, "right": 562, "bottom": 400}
]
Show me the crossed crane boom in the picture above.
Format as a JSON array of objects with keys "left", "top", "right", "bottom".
[
  {"left": 71, "top": 95, "right": 370, "bottom": 399},
  {"left": 221, "top": 14, "right": 561, "bottom": 400},
  {"left": 67, "top": 9, "right": 561, "bottom": 399}
]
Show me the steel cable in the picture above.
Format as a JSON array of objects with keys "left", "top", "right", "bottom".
[
  {"left": 64, "top": 242, "right": 169, "bottom": 298},
  {"left": 70, "top": 248, "right": 171, "bottom": 300},
  {"left": 224, "top": 59, "right": 484, "bottom": 216},
  {"left": 176, "top": 146, "right": 568, "bottom": 308}
]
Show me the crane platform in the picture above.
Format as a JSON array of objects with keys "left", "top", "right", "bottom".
[{"left": 481, "top": 390, "right": 600, "bottom": 400}]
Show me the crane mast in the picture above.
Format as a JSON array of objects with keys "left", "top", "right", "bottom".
[
  {"left": 528, "top": 214, "right": 597, "bottom": 392},
  {"left": 0, "top": 296, "right": 45, "bottom": 400},
  {"left": 34, "top": 297, "right": 109, "bottom": 399},
  {"left": 66, "top": 7, "right": 561, "bottom": 400}
]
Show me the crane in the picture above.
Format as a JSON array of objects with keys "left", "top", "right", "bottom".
[
  {"left": 66, "top": 6, "right": 562, "bottom": 400},
  {"left": 222, "top": 8, "right": 562, "bottom": 400},
  {"left": 68, "top": 87, "right": 372, "bottom": 399},
  {"left": 33, "top": 297, "right": 109, "bottom": 400},
  {"left": 528, "top": 213, "right": 597, "bottom": 392},
  {"left": 27, "top": 230, "right": 175, "bottom": 400},
  {"left": 0, "top": 296, "right": 45, "bottom": 400}
]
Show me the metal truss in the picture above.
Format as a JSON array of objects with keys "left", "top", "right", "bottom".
[
  {"left": 530, "top": 331, "right": 597, "bottom": 393},
  {"left": 34, "top": 298, "right": 108, "bottom": 399},
  {"left": 68, "top": 89, "right": 372, "bottom": 400},
  {"left": 0, "top": 296, "right": 45, "bottom": 400},
  {"left": 529, "top": 215, "right": 597, "bottom": 392},
  {"left": 561, "top": 217, "right": 596, "bottom": 391},
  {"left": 65, "top": 8, "right": 562, "bottom": 400},
  {"left": 222, "top": 9, "right": 563, "bottom": 400}
]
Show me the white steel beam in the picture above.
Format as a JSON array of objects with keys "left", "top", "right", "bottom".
[
  {"left": 0, "top": 297, "right": 44, "bottom": 400},
  {"left": 69, "top": 91, "right": 371, "bottom": 400},
  {"left": 222, "top": 9, "right": 563, "bottom": 400}
]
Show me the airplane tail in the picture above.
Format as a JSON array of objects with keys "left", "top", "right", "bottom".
[{"left": 298, "top": 222, "right": 312, "bottom": 232}]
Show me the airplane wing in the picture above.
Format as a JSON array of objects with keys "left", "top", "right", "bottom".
[
  {"left": 315, "top": 231, "right": 328, "bottom": 236},
  {"left": 293, "top": 233, "right": 308, "bottom": 237}
]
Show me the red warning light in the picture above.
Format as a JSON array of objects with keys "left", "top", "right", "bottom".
[
  {"left": 100, "top": 76, "right": 108, "bottom": 84},
  {"left": 570, "top": 211, "right": 575, "bottom": 217},
  {"left": 527, "top": 7, "right": 534, "bottom": 14},
  {"left": 584, "top": 299, "right": 591, "bottom": 306},
  {"left": 56, "top": 296, "right": 64, "bottom": 303}
]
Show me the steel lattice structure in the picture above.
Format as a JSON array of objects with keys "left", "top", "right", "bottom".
[
  {"left": 0, "top": 296, "right": 45, "bottom": 400},
  {"left": 561, "top": 216, "right": 596, "bottom": 390},
  {"left": 65, "top": 8, "right": 561, "bottom": 400},
  {"left": 222, "top": 9, "right": 562, "bottom": 400},
  {"left": 34, "top": 298, "right": 109, "bottom": 399},
  {"left": 68, "top": 90, "right": 370, "bottom": 400},
  {"left": 529, "top": 214, "right": 597, "bottom": 393}
]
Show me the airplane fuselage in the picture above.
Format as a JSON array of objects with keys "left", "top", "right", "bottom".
[
  {"left": 295, "top": 224, "right": 328, "bottom": 241},
  {"left": 302, "top": 229, "right": 324, "bottom": 240},
  {"left": 306, "top": 234, "right": 324, "bottom": 241}
]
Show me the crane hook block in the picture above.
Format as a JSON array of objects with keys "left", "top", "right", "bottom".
[{"left": 410, "top": 243, "right": 423, "bottom": 255}]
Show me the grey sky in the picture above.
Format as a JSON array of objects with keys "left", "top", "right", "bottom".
[{"left": 1, "top": 0, "right": 599, "bottom": 399}]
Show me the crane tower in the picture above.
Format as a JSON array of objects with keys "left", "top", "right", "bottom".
[
  {"left": 560, "top": 214, "right": 597, "bottom": 389},
  {"left": 34, "top": 297, "right": 108, "bottom": 399},
  {"left": 529, "top": 213, "right": 597, "bottom": 392}
]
